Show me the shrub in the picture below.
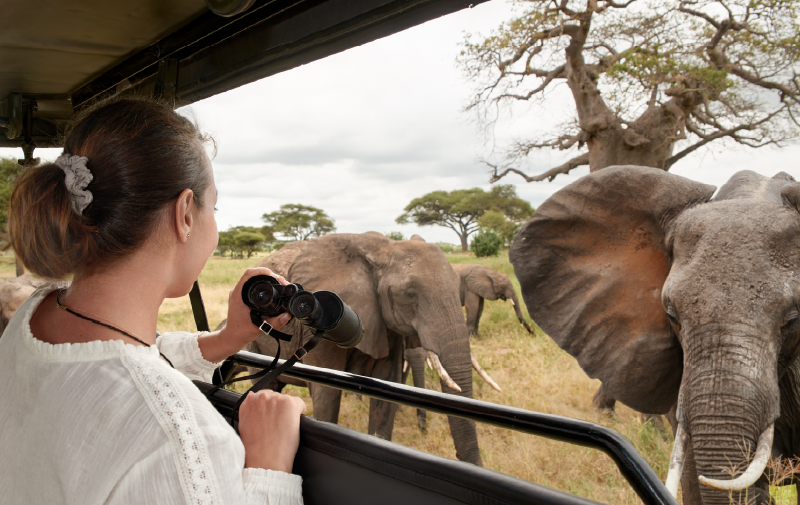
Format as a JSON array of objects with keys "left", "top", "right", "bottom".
[
  {"left": 435, "top": 243, "right": 459, "bottom": 253},
  {"left": 386, "top": 231, "right": 404, "bottom": 240},
  {"left": 271, "top": 242, "right": 288, "bottom": 251},
  {"left": 471, "top": 230, "right": 503, "bottom": 257}
]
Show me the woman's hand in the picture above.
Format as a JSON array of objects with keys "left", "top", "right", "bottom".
[
  {"left": 198, "top": 267, "right": 293, "bottom": 363},
  {"left": 239, "top": 390, "right": 307, "bottom": 473}
]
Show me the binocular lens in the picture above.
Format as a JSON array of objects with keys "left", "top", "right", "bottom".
[
  {"left": 247, "top": 281, "right": 278, "bottom": 310},
  {"left": 289, "top": 292, "right": 322, "bottom": 321}
]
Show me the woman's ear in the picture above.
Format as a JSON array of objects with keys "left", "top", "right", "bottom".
[{"left": 173, "top": 188, "right": 195, "bottom": 243}]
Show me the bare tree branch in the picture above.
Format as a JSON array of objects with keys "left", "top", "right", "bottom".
[
  {"left": 665, "top": 107, "right": 784, "bottom": 168},
  {"left": 485, "top": 153, "right": 590, "bottom": 183}
]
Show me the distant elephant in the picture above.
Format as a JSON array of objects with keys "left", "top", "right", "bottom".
[
  {"left": 451, "top": 263, "right": 533, "bottom": 337},
  {"left": 246, "top": 233, "right": 483, "bottom": 465},
  {"left": 0, "top": 274, "right": 46, "bottom": 334},
  {"left": 510, "top": 166, "right": 800, "bottom": 505},
  {"left": 405, "top": 263, "right": 524, "bottom": 432}
]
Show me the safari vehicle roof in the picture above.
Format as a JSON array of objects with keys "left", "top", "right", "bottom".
[{"left": 1, "top": 0, "right": 485, "bottom": 151}]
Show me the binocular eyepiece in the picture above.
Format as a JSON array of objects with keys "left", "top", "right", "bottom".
[{"left": 242, "top": 275, "right": 363, "bottom": 348}]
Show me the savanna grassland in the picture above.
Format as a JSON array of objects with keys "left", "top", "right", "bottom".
[{"left": 154, "top": 251, "right": 797, "bottom": 505}]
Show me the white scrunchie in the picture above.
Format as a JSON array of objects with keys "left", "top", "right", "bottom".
[{"left": 55, "top": 153, "right": 93, "bottom": 215}]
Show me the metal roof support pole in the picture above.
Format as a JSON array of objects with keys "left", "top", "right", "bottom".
[{"left": 18, "top": 99, "right": 39, "bottom": 167}]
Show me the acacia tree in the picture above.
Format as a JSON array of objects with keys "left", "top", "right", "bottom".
[
  {"left": 262, "top": 204, "right": 336, "bottom": 241},
  {"left": 396, "top": 185, "right": 533, "bottom": 251},
  {"left": 460, "top": 0, "right": 800, "bottom": 182}
]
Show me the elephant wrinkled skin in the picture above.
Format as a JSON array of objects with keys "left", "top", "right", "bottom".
[
  {"left": 246, "top": 233, "right": 482, "bottom": 465},
  {"left": 510, "top": 166, "right": 800, "bottom": 505},
  {"left": 0, "top": 274, "right": 46, "bottom": 334}
]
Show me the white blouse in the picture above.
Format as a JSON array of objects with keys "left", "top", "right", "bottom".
[{"left": 0, "top": 283, "right": 304, "bottom": 505}]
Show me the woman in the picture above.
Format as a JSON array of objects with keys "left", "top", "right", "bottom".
[{"left": 0, "top": 98, "right": 306, "bottom": 504}]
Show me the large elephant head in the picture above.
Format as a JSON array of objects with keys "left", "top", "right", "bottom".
[
  {"left": 268, "top": 233, "right": 481, "bottom": 465},
  {"left": 510, "top": 166, "right": 800, "bottom": 504}
]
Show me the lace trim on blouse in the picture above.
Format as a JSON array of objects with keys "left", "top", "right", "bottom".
[{"left": 122, "top": 355, "right": 224, "bottom": 505}]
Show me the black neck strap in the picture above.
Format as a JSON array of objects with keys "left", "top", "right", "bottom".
[{"left": 205, "top": 313, "right": 324, "bottom": 431}]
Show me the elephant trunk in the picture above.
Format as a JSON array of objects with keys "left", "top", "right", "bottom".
[
  {"left": 690, "top": 429, "right": 771, "bottom": 505},
  {"left": 682, "top": 352, "right": 778, "bottom": 505},
  {"left": 437, "top": 338, "right": 483, "bottom": 466},
  {"left": 508, "top": 292, "right": 533, "bottom": 334}
]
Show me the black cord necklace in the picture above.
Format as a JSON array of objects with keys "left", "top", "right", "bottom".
[{"left": 56, "top": 289, "right": 174, "bottom": 368}]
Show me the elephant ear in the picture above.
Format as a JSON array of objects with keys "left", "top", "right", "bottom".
[
  {"left": 463, "top": 266, "right": 497, "bottom": 300},
  {"left": 288, "top": 234, "right": 390, "bottom": 360},
  {"left": 510, "top": 166, "right": 716, "bottom": 414}
]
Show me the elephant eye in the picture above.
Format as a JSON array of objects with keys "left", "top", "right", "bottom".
[
  {"left": 784, "top": 310, "right": 799, "bottom": 328},
  {"left": 666, "top": 305, "right": 678, "bottom": 322},
  {"left": 665, "top": 305, "right": 681, "bottom": 339}
]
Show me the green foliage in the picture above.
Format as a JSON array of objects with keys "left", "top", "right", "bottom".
[
  {"left": 262, "top": 204, "right": 335, "bottom": 241},
  {"left": 0, "top": 157, "right": 25, "bottom": 233},
  {"left": 477, "top": 209, "right": 530, "bottom": 247},
  {"left": 471, "top": 230, "right": 503, "bottom": 258},
  {"left": 271, "top": 242, "right": 289, "bottom": 251},
  {"left": 396, "top": 185, "right": 533, "bottom": 251},
  {"left": 215, "top": 230, "right": 234, "bottom": 256},
  {"left": 435, "top": 242, "right": 460, "bottom": 253},
  {"left": 233, "top": 231, "right": 266, "bottom": 258},
  {"left": 385, "top": 231, "right": 404, "bottom": 240},
  {"left": 216, "top": 226, "right": 268, "bottom": 258}
]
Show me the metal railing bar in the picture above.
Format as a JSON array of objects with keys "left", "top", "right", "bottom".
[{"left": 226, "top": 351, "right": 677, "bottom": 505}]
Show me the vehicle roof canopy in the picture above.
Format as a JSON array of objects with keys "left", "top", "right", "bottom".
[{"left": 1, "top": 0, "right": 483, "bottom": 153}]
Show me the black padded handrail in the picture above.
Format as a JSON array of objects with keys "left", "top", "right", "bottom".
[
  {"left": 196, "top": 381, "right": 603, "bottom": 505},
  {"left": 224, "top": 351, "right": 677, "bottom": 505}
]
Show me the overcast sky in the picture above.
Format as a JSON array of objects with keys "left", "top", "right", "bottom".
[{"left": 3, "top": 0, "right": 800, "bottom": 244}]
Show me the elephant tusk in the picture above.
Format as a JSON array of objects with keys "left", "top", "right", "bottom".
[
  {"left": 664, "top": 424, "right": 689, "bottom": 497},
  {"left": 403, "top": 360, "right": 408, "bottom": 374},
  {"left": 427, "top": 351, "right": 462, "bottom": 393},
  {"left": 698, "top": 423, "right": 774, "bottom": 491},
  {"left": 509, "top": 299, "right": 515, "bottom": 306},
  {"left": 471, "top": 354, "right": 502, "bottom": 392},
  {"left": 426, "top": 357, "right": 432, "bottom": 370}
]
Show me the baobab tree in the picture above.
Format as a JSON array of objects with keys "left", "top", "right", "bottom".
[{"left": 459, "top": 0, "right": 800, "bottom": 182}]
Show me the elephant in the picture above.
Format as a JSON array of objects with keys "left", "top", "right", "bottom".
[
  {"left": 244, "top": 232, "right": 484, "bottom": 465},
  {"left": 509, "top": 166, "right": 800, "bottom": 505},
  {"left": 404, "top": 263, "right": 526, "bottom": 431},
  {"left": 0, "top": 274, "right": 46, "bottom": 334},
  {"left": 451, "top": 263, "right": 533, "bottom": 337}
]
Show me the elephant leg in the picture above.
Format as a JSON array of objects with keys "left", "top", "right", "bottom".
[
  {"left": 667, "top": 405, "right": 702, "bottom": 505},
  {"left": 592, "top": 384, "right": 616, "bottom": 414},
  {"left": 404, "top": 347, "right": 428, "bottom": 433},
  {"left": 305, "top": 339, "right": 348, "bottom": 424},
  {"left": 464, "top": 291, "right": 482, "bottom": 337},
  {"left": 368, "top": 333, "right": 404, "bottom": 440}
]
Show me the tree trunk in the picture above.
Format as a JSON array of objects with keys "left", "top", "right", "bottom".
[
  {"left": 460, "top": 233, "right": 468, "bottom": 253},
  {"left": 586, "top": 128, "right": 675, "bottom": 171},
  {"left": 15, "top": 258, "right": 23, "bottom": 277}
]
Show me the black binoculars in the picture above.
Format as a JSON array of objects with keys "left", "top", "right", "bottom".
[{"left": 242, "top": 275, "right": 363, "bottom": 348}]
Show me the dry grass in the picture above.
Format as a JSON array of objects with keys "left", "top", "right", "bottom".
[{"left": 158, "top": 251, "right": 796, "bottom": 505}]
